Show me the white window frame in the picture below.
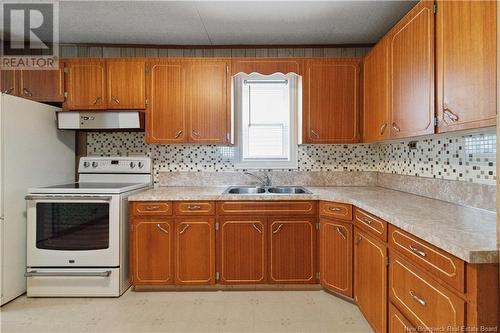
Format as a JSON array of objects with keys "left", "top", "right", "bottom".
[{"left": 232, "top": 72, "right": 301, "bottom": 170}]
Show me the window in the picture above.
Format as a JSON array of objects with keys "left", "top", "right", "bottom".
[{"left": 233, "top": 73, "right": 301, "bottom": 169}]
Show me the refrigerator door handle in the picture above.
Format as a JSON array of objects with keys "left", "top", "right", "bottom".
[{"left": 25, "top": 270, "right": 112, "bottom": 278}]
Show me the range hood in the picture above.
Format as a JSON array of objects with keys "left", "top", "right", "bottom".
[{"left": 57, "top": 111, "right": 144, "bottom": 130}]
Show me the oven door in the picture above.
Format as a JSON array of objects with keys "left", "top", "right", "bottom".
[{"left": 26, "top": 195, "right": 120, "bottom": 267}]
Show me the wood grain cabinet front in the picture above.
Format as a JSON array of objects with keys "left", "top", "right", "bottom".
[
  {"left": 131, "top": 202, "right": 172, "bottom": 216},
  {"left": 174, "top": 201, "right": 215, "bottom": 216},
  {"left": 268, "top": 217, "right": 317, "bottom": 284},
  {"left": 319, "top": 201, "right": 353, "bottom": 221},
  {"left": 354, "top": 228, "right": 387, "bottom": 333},
  {"left": 217, "top": 217, "right": 267, "bottom": 284},
  {"left": 19, "top": 67, "right": 64, "bottom": 102},
  {"left": 174, "top": 218, "right": 215, "bottom": 285},
  {"left": 130, "top": 219, "right": 174, "bottom": 285},
  {"left": 106, "top": 59, "right": 146, "bottom": 109},
  {"left": 353, "top": 208, "right": 387, "bottom": 241},
  {"left": 389, "top": 303, "right": 415, "bottom": 333},
  {"left": 1, "top": 70, "right": 17, "bottom": 95},
  {"left": 320, "top": 218, "right": 353, "bottom": 297},
  {"left": 63, "top": 59, "right": 107, "bottom": 110},
  {"left": 217, "top": 201, "right": 317, "bottom": 216}
]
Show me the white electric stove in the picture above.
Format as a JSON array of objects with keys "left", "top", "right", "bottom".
[{"left": 25, "top": 157, "right": 153, "bottom": 297}]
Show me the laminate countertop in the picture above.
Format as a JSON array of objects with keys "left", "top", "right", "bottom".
[{"left": 128, "top": 186, "right": 498, "bottom": 264}]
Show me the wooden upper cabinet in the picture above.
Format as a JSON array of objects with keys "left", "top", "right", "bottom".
[
  {"left": 18, "top": 68, "right": 64, "bottom": 102},
  {"left": 64, "top": 59, "right": 107, "bottom": 110},
  {"left": 268, "top": 218, "right": 317, "bottom": 284},
  {"left": 217, "top": 217, "right": 267, "bottom": 284},
  {"left": 231, "top": 58, "right": 303, "bottom": 76},
  {"left": 145, "top": 61, "right": 186, "bottom": 144},
  {"left": 436, "top": 0, "right": 497, "bottom": 132},
  {"left": 0, "top": 70, "right": 17, "bottom": 95},
  {"left": 106, "top": 60, "right": 146, "bottom": 109},
  {"left": 303, "top": 59, "right": 360, "bottom": 144},
  {"left": 388, "top": 1, "right": 434, "bottom": 139},
  {"left": 186, "top": 60, "right": 229, "bottom": 143},
  {"left": 354, "top": 228, "right": 387, "bottom": 333},
  {"left": 131, "top": 219, "right": 174, "bottom": 285},
  {"left": 320, "top": 218, "right": 353, "bottom": 297},
  {"left": 362, "top": 38, "right": 390, "bottom": 142},
  {"left": 174, "top": 218, "right": 215, "bottom": 285}
]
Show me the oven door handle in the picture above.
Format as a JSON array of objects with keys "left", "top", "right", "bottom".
[
  {"left": 25, "top": 270, "right": 112, "bottom": 278},
  {"left": 25, "top": 195, "right": 113, "bottom": 201}
]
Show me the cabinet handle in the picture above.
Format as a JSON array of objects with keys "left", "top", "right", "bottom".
[
  {"left": 23, "top": 88, "right": 33, "bottom": 97},
  {"left": 409, "top": 290, "right": 426, "bottom": 306},
  {"left": 187, "top": 205, "right": 202, "bottom": 210},
  {"left": 145, "top": 205, "right": 160, "bottom": 211},
  {"left": 192, "top": 130, "right": 201, "bottom": 138},
  {"left": 2, "top": 87, "right": 13, "bottom": 94},
  {"left": 311, "top": 130, "right": 320, "bottom": 139},
  {"left": 392, "top": 122, "right": 401, "bottom": 133},
  {"left": 252, "top": 224, "right": 262, "bottom": 233},
  {"left": 409, "top": 245, "right": 426, "bottom": 257},
  {"left": 444, "top": 108, "right": 459, "bottom": 122},
  {"left": 355, "top": 236, "right": 362, "bottom": 245},
  {"left": 156, "top": 224, "right": 169, "bottom": 234},
  {"left": 92, "top": 96, "right": 101, "bottom": 105},
  {"left": 328, "top": 207, "right": 341, "bottom": 212},
  {"left": 379, "top": 123, "right": 387, "bottom": 135},
  {"left": 174, "top": 130, "right": 183, "bottom": 139},
  {"left": 179, "top": 224, "right": 190, "bottom": 235},
  {"left": 361, "top": 217, "right": 372, "bottom": 225},
  {"left": 111, "top": 96, "right": 120, "bottom": 104},
  {"left": 272, "top": 223, "right": 284, "bottom": 234},
  {"left": 336, "top": 227, "right": 347, "bottom": 240}
]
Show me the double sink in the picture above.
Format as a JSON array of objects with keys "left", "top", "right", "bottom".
[{"left": 223, "top": 186, "right": 312, "bottom": 195}]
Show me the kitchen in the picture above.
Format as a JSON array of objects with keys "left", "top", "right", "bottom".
[{"left": 0, "top": 0, "right": 498, "bottom": 332}]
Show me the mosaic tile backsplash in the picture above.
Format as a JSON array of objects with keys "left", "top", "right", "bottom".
[{"left": 87, "top": 130, "right": 497, "bottom": 186}]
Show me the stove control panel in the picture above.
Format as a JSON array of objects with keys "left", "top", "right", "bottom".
[{"left": 79, "top": 157, "right": 152, "bottom": 174}]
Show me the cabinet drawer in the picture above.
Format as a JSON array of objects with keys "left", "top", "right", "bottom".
[
  {"left": 131, "top": 202, "right": 172, "bottom": 216},
  {"left": 174, "top": 201, "right": 215, "bottom": 216},
  {"left": 389, "top": 303, "right": 415, "bottom": 333},
  {"left": 217, "top": 201, "right": 317, "bottom": 215},
  {"left": 389, "top": 225, "right": 465, "bottom": 292},
  {"left": 389, "top": 254, "right": 465, "bottom": 331},
  {"left": 354, "top": 208, "right": 387, "bottom": 241},
  {"left": 319, "top": 201, "right": 352, "bottom": 221}
]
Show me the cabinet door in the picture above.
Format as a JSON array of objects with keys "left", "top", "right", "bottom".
[
  {"left": 320, "top": 218, "right": 353, "bottom": 297},
  {"left": 217, "top": 217, "right": 267, "bottom": 284},
  {"left": 354, "top": 228, "right": 387, "bottom": 333},
  {"left": 269, "top": 218, "right": 316, "bottom": 284},
  {"left": 436, "top": 0, "right": 497, "bottom": 132},
  {"left": 131, "top": 219, "right": 174, "bottom": 285},
  {"left": 175, "top": 218, "right": 215, "bottom": 285},
  {"left": 186, "top": 60, "right": 229, "bottom": 143},
  {"left": 389, "top": 303, "right": 415, "bottom": 333},
  {"left": 145, "top": 61, "right": 186, "bottom": 143},
  {"left": 19, "top": 68, "right": 64, "bottom": 102},
  {"left": 389, "top": 1, "right": 434, "bottom": 139},
  {"left": 64, "top": 59, "right": 106, "bottom": 110},
  {"left": 1, "top": 70, "right": 17, "bottom": 95},
  {"left": 303, "top": 59, "right": 360, "bottom": 143},
  {"left": 107, "top": 60, "right": 146, "bottom": 109},
  {"left": 363, "top": 38, "right": 390, "bottom": 142}
]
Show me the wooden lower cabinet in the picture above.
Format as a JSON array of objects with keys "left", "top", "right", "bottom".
[
  {"left": 354, "top": 228, "right": 387, "bottom": 333},
  {"left": 217, "top": 217, "right": 267, "bottom": 284},
  {"left": 389, "top": 303, "right": 415, "bottom": 333},
  {"left": 269, "top": 217, "right": 317, "bottom": 284},
  {"left": 319, "top": 218, "right": 353, "bottom": 297},
  {"left": 130, "top": 219, "right": 174, "bottom": 285},
  {"left": 175, "top": 218, "right": 215, "bottom": 285}
]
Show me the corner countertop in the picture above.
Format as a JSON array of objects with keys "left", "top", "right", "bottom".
[{"left": 128, "top": 186, "right": 498, "bottom": 264}]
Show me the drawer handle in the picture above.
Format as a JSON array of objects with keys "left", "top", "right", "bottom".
[
  {"left": 336, "top": 227, "right": 347, "bottom": 240},
  {"left": 187, "top": 205, "right": 202, "bottom": 210},
  {"left": 156, "top": 224, "right": 169, "bottom": 234},
  {"left": 409, "top": 290, "right": 426, "bottom": 306},
  {"left": 328, "top": 207, "right": 341, "bottom": 212},
  {"left": 273, "top": 224, "right": 284, "bottom": 234},
  {"left": 145, "top": 205, "right": 160, "bottom": 211},
  {"left": 361, "top": 217, "right": 372, "bottom": 225},
  {"left": 179, "top": 224, "right": 190, "bottom": 235},
  {"left": 409, "top": 245, "right": 426, "bottom": 257},
  {"left": 252, "top": 224, "right": 262, "bottom": 233}
]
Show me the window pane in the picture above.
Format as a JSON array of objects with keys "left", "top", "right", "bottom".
[
  {"left": 246, "top": 125, "right": 287, "bottom": 158},
  {"left": 248, "top": 83, "right": 290, "bottom": 124}
]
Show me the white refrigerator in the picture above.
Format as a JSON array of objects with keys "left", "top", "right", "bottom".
[{"left": 0, "top": 94, "right": 75, "bottom": 305}]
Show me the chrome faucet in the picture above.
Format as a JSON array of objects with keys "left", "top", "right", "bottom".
[{"left": 244, "top": 171, "right": 272, "bottom": 187}]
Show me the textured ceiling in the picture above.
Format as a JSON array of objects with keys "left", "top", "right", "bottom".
[{"left": 59, "top": 1, "right": 417, "bottom": 45}]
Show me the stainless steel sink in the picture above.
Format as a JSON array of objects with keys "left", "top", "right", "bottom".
[
  {"left": 223, "top": 186, "right": 311, "bottom": 195},
  {"left": 225, "top": 186, "right": 266, "bottom": 194}
]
